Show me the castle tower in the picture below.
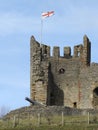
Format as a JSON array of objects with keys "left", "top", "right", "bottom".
[
  {"left": 30, "top": 36, "right": 51, "bottom": 105},
  {"left": 30, "top": 35, "right": 93, "bottom": 108},
  {"left": 30, "top": 36, "right": 48, "bottom": 104}
]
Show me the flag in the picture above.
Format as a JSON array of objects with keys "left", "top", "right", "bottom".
[{"left": 41, "top": 11, "right": 54, "bottom": 18}]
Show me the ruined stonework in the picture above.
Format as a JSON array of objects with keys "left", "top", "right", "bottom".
[{"left": 30, "top": 35, "right": 98, "bottom": 109}]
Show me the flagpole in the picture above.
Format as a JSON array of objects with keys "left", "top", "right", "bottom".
[
  {"left": 41, "top": 11, "right": 54, "bottom": 45},
  {"left": 41, "top": 18, "right": 43, "bottom": 44}
]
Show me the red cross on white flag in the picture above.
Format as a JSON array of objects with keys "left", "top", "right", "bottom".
[
  {"left": 41, "top": 11, "right": 54, "bottom": 18},
  {"left": 40, "top": 11, "right": 54, "bottom": 44}
]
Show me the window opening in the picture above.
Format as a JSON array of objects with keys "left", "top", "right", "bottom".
[
  {"left": 73, "top": 102, "right": 77, "bottom": 108},
  {"left": 77, "top": 52, "right": 80, "bottom": 57},
  {"left": 59, "top": 68, "right": 65, "bottom": 74}
]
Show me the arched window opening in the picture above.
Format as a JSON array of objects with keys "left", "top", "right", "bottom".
[{"left": 77, "top": 52, "right": 80, "bottom": 57}]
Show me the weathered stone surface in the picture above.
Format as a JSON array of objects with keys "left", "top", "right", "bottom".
[
  {"left": 30, "top": 35, "right": 98, "bottom": 109},
  {"left": 4, "top": 106, "right": 98, "bottom": 120}
]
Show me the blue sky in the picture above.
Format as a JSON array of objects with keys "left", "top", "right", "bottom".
[{"left": 0, "top": 0, "right": 98, "bottom": 111}]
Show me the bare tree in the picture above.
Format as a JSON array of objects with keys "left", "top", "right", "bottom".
[{"left": 0, "top": 106, "right": 10, "bottom": 118}]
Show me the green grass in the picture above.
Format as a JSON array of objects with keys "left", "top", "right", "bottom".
[
  {"left": 1, "top": 115, "right": 98, "bottom": 130},
  {"left": 0, "top": 124, "right": 98, "bottom": 130}
]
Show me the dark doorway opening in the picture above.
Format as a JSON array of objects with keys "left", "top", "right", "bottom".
[
  {"left": 93, "top": 87, "right": 98, "bottom": 108},
  {"left": 73, "top": 102, "right": 77, "bottom": 108},
  {"left": 50, "top": 93, "right": 55, "bottom": 105}
]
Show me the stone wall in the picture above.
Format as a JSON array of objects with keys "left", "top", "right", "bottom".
[
  {"left": 4, "top": 106, "right": 98, "bottom": 120},
  {"left": 30, "top": 35, "right": 98, "bottom": 109}
]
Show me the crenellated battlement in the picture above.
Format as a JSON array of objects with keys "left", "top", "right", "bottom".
[{"left": 31, "top": 35, "right": 91, "bottom": 66}]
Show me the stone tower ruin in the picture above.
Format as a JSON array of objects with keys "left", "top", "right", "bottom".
[{"left": 30, "top": 35, "right": 98, "bottom": 109}]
